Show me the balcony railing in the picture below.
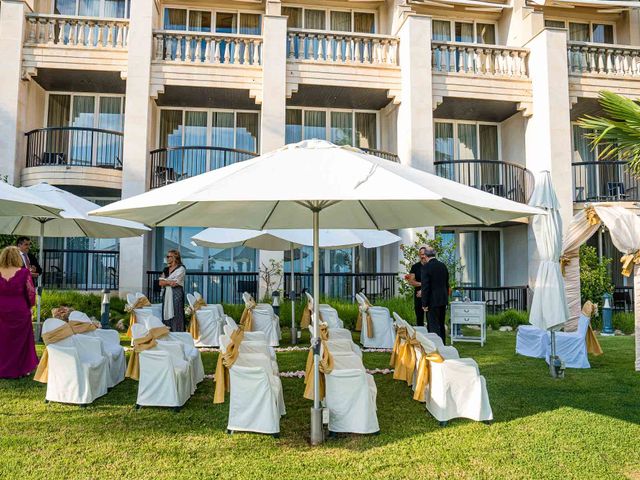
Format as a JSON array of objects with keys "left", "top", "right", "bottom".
[
  {"left": 150, "top": 146, "right": 258, "bottom": 189},
  {"left": 455, "top": 286, "right": 529, "bottom": 313},
  {"left": 284, "top": 272, "right": 398, "bottom": 301},
  {"left": 43, "top": 249, "right": 119, "bottom": 291},
  {"left": 146, "top": 271, "right": 258, "bottom": 304},
  {"left": 26, "top": 127, "right": 123, "bottom": 169},
  {"left": 568, "top": 42, "right": 640, "bottom": 77},
  {"left": 361, "top": 148, "right": 399, "bottom": 162},
  {"left": 434, "top": 160, "right": 533, "bottom": 203},
  {"left": 25, "top": 14, "right": 129, "bottom": 48},
  {"left": 432, "top": 41, "right": 529, "bottom": 78},
  {"left": 287, "top": 29, "right": 399, "bottom": 65},
  {"left": 572, "top": 161, "right": 640, "bottom": 202},
  {"left": 153, "top": 31, "right": 262, "bottom": 65},
  {"left": 614, "top": 286, "right": 634, "bottom": 313}
]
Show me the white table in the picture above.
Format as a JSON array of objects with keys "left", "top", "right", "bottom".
[{"left": 450, "top": 301, "right": 486, "bottom": 346}]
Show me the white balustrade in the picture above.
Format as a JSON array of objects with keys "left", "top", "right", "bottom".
[
  {"left": 25, "top": 14, "right": 129, "bottom": 48},
  {"left": 431, "top": 41, "right": 529, "bottom": 78},
  {"left": 287, "top": 29, "right": 399, "bottom": 66},
  {"left": 153, "top": 31, "right": 262, "bottom": 66},
  {"left": 568, "top": 42, "right": 640, "bottom": 77}
]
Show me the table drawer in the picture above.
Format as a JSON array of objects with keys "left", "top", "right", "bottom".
[
  {"left": 454, "top": 315, "right": 482, "bottom": 324},
  {"left": 451, "top": 306, "right": 483, "bottom": 316}
]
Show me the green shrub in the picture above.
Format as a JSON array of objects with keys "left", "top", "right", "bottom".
[
  {"left": 579, "top": 245, "right": 614, "bottom": 320},
  {"left": 613, "top": 312, "right": 635, "bottom": 335},
  {"left": 38, "top": 290, "right": 128, "bottom": 327}
]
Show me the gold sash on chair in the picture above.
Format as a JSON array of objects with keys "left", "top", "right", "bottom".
[
  {"left": 301, "top": 303, "right": 324, "bottom": 329},
  {"left": 213, "top": 329, "right": 245, "bottom": 404},
  {"left": 390, "top": 326, "right": 407, "bottom": 368},
  {"left": 149, "top": 325, "right": 171, "bottom": 340},
  {"left": 68, "top": 321, "right": 98, "bottom": 334},
  {"left": 125, "top": 334, "right": 158, "bottom": 381},
  {"left": 412, "top": 345, "right": 444, "bottom": 402},
  {"left": 188, "top": 298, "right": 206, "bottom": 340},
  {"left": 581, "top": 301, "right": 603, "bottom": 356},
  {"left": 33, "top": 323, "right": 75, "bottom": 383},
  {"left": 303, "top": 339, "right": 334, "bottom": 401},
  {"left": 239, "top": 299, "right": 256, "bottom": 332},
  {"left": 125, "top": 296, "right": 152, "bottom": 338},
  {"left": 358, "top": 307, "right": 375, "bottom": 338},
  {"left": 393, "top": 335, "right": 419, "bottom": 385}
]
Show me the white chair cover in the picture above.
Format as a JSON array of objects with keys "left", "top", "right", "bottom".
[
  {"left": 515, "top": 325, "right": 548, "bottom": 359},
  {"left": 545, "top": 314, "right": 591, "bottom": 368},
  {"left": 187, "top": 293, "right": 223, "bottom": 347},
  {"left": 355, "top": 293, "right": 395, "bottom": 349},
  {"left": 69, "top": 311, "right": 125, "bottom": 388},
  {"left": 41, "top": 318, "right": 109, "bottom": 405},
  {"left": 131, "top": 324, "right": 192, "bottom": 408},
  {"left": 243, "top": 292, "right": 279, "bottom": 346}
]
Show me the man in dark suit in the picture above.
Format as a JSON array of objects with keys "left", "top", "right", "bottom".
[
  {"left": 420, "top": 247, "right": 449, "bottom": 343},
  {"left": 16, "top": 236, "right": 42, "bottom": 282}
]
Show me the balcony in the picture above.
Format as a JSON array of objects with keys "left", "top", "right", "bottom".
[
  {"left": 572, "top": 161, "right": 640, "bottom": 203},
  {"left": 431, "top": 42, "right": 532, "bottom": 106},
  {"left": 361, "top": 148, "right": 399, "bottom": 162},
  {"left": 434, "top": 160, "right": 533, "bottom": 204},
  {"left": 568, "top": 42, "right": 640, "bottom": 99},
  {"left": 23, "top": 14, "right": 129, "bottom": 74},
  {"left": 22, "top": 127, "right": 123, "bottom": 191},
  {"left": 43, "top": 249, "right": 119, "bottom": 291}
]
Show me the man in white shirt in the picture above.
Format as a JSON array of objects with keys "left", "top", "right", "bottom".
[{"left": 16, "top": 236, "right": 41, "bottom": 281}]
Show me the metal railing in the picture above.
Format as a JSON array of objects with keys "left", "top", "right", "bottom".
[
  {"left": 613, "top": 286, "right": 634, "bottom": 313},
  {"left": 572, "top": 161, "right": 640, "bottom": 202},
  {"left": 434, "top": 159, "right": 534, "bottom": 203},
  {"left": 568, "top": 42, "right": 640, "bottom": 77},
  {"left": 25, "top": 14, "right": 129, "bottom": 48},
  {"left": 149, "top": 146, "right": 258, "bottom": 188},
  {"left": 432, "top": 41, "right": 529, "bottom": 77},
  {"left": 42, "top": 249, "right": 119, "bottom": 291},
  {"left": 287, "top": 28, "right": 399, "bottom": 65},
  {"left": 284, "top": 272, "right": 398, "bottom": 301},
  {"left": 25, "top": 127, "right": 123, "bottom": 169},
  {"left": 146, "top": 271, "right": 258, "bottom": 304},
  {"left": 361, "top": 148, "right": 399, "bottom": 162},
  {"left": 455, "top": 285, "right": 529, "bottom": 313}
]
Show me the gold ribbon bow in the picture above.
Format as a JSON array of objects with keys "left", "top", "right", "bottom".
[
  {"left": 355, "top": 297, "right": 373, "bottom": 332},
  {"left": 356, "top": 306, "right": 375, "bottom": 338},
  {"left": 213, "top": 328, "right": 245, "bottom": 404},
  {"left": 125, "top": 333, "right": 158, "bottom": 381},
  {"left": 390, "top": 326, "right": 407, "bottom": 368},
  {"left": 620, "top": 250, "right": 640, "bottom": 278},
  {"left": 559, "top": 255, "right": 571, "bottom": 276},
  {"left": 188, "top": 298, "right": 206, "bottom": 340},
  {"left": 581, "top": 301, "right": 603, "bottom": 356},
  {"left": 68, "top": 320, "right": 98, "bottom": 334},
  {"left": 303, "top": 340, "right": 334, "bottom": 401},
  {"left": 33, "top": 323, "right": 76, "bottom": 383},
  {"left": 300, "top": 302, "right": 324, "bottom": 329},
  {"left": 585, "top": 206, "right": 600, "bottom": 226},
  {"left": 125, "top": 296, "right": 152, "bottom": 338},
  {"left": 149, "top": 325, "right": 171, "bottom": 340},
  {"left": 239, "top": 299, "right": 256, "bottom": 332},
  {"left": 391, "top": 328, "right": 418, "bottom": 385},
  {"left": 412, "top": 346, "right": 444, "bottom": 402}
]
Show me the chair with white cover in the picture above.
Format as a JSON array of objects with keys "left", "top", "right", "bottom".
[
  {"left": 545, "top": 313, "right": 591, "bottom": 369},
  {"left": 68, "top": 311, "right": 125, "bottom": 388},
  {"left": 219, "top": 336, "right": 283, "bottom": 435},
  {"left": 146, "top": 316, "right": 205, "bottom": 388},
  {"left": 224, "top": 318, "right": 269, "bottom": 343},
  {"left": 242, "top": 292, "right": 280, "bottom": 346},
  {"left": 515, "top": 324, "right": 548, "bottom": 359},
  {"left": 304, "top": 292, "right": 351, "bottom": 340},
  {"left": 130, "top": 324, "right": 192, "bottom": 409},
  {"left": 186, "top": 292, "right": 223, "bottom": 347},
  {"left": 407, "top": 319, "right": 459, "bottom": 360},
  {"left": 318, "top": 304, "right": 344, "bottom": 329},
  {"left": 37, "top": 318, "right": 109, "bottom": 405},
  {"left": 355, "top": 293, "right": 395, "bottom": 349}
]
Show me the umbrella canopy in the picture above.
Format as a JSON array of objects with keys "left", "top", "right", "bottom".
[
  {"left": 528, "top": 171, "right": 568, "bottom": 330},
  {"left": 191, "top": 228, "right": 401, "bottom": 251},
  {"left": 0, "top": 183, "right": 149, "bottom": 238},
  {"left": 0, "top": 181, "right": 62, "bottom": 218}
]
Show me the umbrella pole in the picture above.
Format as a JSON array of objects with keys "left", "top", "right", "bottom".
[
  {"left": 290, "top": 242, "right": 297, "bottom": 345},
  {"left": 310, "top": 209, "right": 323, "bottom": 445},
  {"left": 35, "top": 220, "right": 44, "bottom": 342}
]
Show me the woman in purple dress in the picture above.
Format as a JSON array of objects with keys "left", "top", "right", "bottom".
[{"left": 0, "top": 246, "right": 37, "bottom": 378}]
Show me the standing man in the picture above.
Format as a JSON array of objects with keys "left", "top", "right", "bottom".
[
  {"left": 16, "top": 237, "right": 42, "bottom": 282},
  {"left": 421, "top": 246, "right": 449, "bottom": 343},
  {"left": 407, "top": 247, "right": 428, "bottom": 326}
]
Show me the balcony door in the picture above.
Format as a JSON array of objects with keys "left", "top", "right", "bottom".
[
  {"left": 54, "top": 0, "right": 129, "bottom": 18},
  {"left": 285, "top": 108, "right": 377, "bottom": 149},
  {"left": 447, "top": 229, "right": 502, "bottom": 290}
]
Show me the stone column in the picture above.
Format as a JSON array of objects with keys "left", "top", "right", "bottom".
[
  {"left": 118, "top": 0, "right": 157, "bottom": 296},
  {"left": 524, "top": 28, "right": 573, "bottom": 286},
  {"left": 0, "top": 0, "right": 29, "bottom": 184}
]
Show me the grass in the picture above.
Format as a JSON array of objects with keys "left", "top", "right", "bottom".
[{"left": 1, "top": 330, "right": 639, "bottom": 479}]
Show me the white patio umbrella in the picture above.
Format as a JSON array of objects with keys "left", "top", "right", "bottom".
[
  {"left": 91, "top": 139, "right": 543, "bottom": 444},
  {"left": 0, "top": 183, "right": 150, "bottom": 336},
  {"left": 528, "top": 171, "right": 568, "bottom": 377},
  {"left": 0, "top": 181, "right": 63, "bottom": 217},
  {"left": 191, "top": 227, "right": 401, "bottom": 344}
]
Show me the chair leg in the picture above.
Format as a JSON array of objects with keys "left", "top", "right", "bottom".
[
  {"left": 134, "top": 404, "right": 142, "bottom": 410},
  {"left": 79, "top": 404, "right": 88, "bottom": 409},
  {"left": 172, "top": 406, "right": 181, "bottom": 413},
  {"left": 439, "top": 421, "right": 448, "bottom": 427},
  {"left": 272, "top": 432, "right": 280, "bottom": 439},
  {"left": 44, "top": 399, "right": 49, "bottom": 404},
  {"left": 226, "top": 429, "right": 233, "bottom": 435},
  {"left": 482, "top": 420, "right": 492, "bottom": 426}
]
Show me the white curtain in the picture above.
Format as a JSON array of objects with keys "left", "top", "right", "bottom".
[
  {"left": 355, "top": 113, "right": 376, "bottom": 149},
  {"left": 285, "top": 109, "right": 302, "bottom": 144},
  {"left": 304, "top": 10, "right": 325, "bottom": 30},
  {"left": 330, "top": 11, "right": 351, "bottom": 32},
  {"left": 304, "top": 111, "right": 326, "bottom": 140},
  {"left": 354, "top": 13, "right": 375, "bottom": 34},
  {"left": 211, "top": 112, "right": 235, "bottom": 170},
  {"left": 432, "top": 20, "right": 451, "bottom": 41},
  {"left": 240, "top": 14, "right": 261, "bottom": 35},
  {"left": 235, "top": 112, "right": 259, "bottom": 152},
  {"left": 330, "top": 112, "right": 352, "bottom": 146}
]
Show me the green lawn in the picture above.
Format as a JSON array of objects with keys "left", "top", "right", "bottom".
[{"left": 1, "top": 332, "right": 639, "bottom": 479}]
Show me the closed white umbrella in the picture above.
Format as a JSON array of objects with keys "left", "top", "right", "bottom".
[
  {"left": 92, "top": 139, "right": 543, "bottom": 444},
  {"left": 528, "top": 171, "right": 568, "bottom": 377},
  {"left": 0, "top": 183, "right": 150, "bottom": 336},
  {"left": 192, "top": 228, "right": 401, "bottom": 343}
]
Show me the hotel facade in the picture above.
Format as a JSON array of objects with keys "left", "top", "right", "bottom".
[{"left": 1, "top": 0, "right": 639, "bottom": 309}]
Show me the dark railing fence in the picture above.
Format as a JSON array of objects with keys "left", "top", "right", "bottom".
[
  {"left": 572, "top": 161, "right": 640, "bottom": 202},
  {"left": 150, "top": 146, "right": 258, "bottom": 189},
  {"left": 42, "top": 249, "right": 119, "bottom": 291},
  {"left": 434, "top": 160, "right": 534, "bottom": 204},
  {"left": 360, "top": 148, "right": 399, "bottom": 163},
  {"left": 26, "top": 127, "right": 123, "bottom": 169},
  {"left": 284, "top": 272, "right": 397, "bottom": 301},
  {"left": 613, "top": 286, "right": 634, "bottom": 313},
  {"left": 146, "top": 271, "right": 258, "bottom": 304},
  {"left": 455, "top": 285, "right": 528, "bottom": 313}
]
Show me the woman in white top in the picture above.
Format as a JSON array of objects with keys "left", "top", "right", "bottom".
[{"left": 159, "top": 249, "right": 186, "bottom": 331}]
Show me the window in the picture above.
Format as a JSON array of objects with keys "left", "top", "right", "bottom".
[
  {"left": 544, "top": 19, "right": 566, "bottom": 29},
  {"left": 592, "top": 23, "right": 614, "bottom": 44},
  {"left": 434, "top": 121, "right": 499, "bottom": 160},
  {"left": 280, "top": 6, "right": 376, "bottom": 33},
  {"left": 432, "top": 20, "right": 496, "bottom": 44},
  {"left": 442, "top": 229, "right": 502, "bottom": 288},
  {"left": 285, "top": 108, "right": 378, "bottom": 149},
  {"left": 162, "top": 8, "right": 262, "bottom": 35},
  {"left": 548, "top": 19, "right": 615, "bottom": 43},
  {"left": 54, "top": 0, "right": 129, "bottom": 18}
]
